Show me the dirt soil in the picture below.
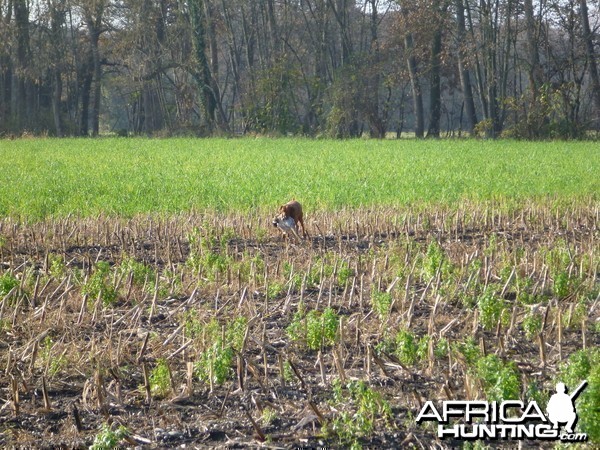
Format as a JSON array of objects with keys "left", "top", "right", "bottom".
[{"left": 0, "top": 207, "right": 598, "bottom": 449}]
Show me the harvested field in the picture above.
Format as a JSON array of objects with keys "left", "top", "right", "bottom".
[{"left": 0, "top": 202, "right": 598, "bottom": 449}]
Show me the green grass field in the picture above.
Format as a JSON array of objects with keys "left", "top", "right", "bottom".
[{"left": 0, "top": 138, "right": 597, "bottom": 219}]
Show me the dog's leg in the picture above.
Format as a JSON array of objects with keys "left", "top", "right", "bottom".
[
  {"left": 290, "top": 225, "right": 301, "bottom": 243},
  {"left": 298, "top": 217, "right": 308, "bottom": 238}
]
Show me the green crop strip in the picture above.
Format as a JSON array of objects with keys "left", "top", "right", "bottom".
[{"left": 0, "top": 138, "right": 597, "bottom": 219}]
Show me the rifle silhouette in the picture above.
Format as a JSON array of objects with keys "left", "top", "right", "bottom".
[{"left": 569, "top": 380, "right": 588, "bottom": 402}]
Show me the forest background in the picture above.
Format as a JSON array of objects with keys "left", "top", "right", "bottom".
[{"left": 1, "top": 0, "right": 600, "bottom": 140}]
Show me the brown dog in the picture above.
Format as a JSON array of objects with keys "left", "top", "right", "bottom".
[{"left": 273, "top": 199, "right": 308, "bottom": 239}]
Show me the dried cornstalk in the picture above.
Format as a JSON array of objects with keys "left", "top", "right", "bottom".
[
  {"left": 10, "top": 375, "right": 19, "bottom": 416},
  {"left": 41, "top": 376, "right": 51, "bottom": 411}
]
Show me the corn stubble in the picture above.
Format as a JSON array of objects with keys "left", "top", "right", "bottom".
[{"left": 0, "top": 201, "right": 598, "bottom": 448}]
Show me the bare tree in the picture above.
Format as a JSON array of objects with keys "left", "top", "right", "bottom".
[
  {"left": 427, "top": 0, "right": 450, "bottom": 138},
  {"left": 48, "top": 0, "right": 67, "bottom": 136},
  {"left": 78, "top": 0, "right": 107, "bottom": 136},
  {"left": 189, "top": 0, "right": 217, "bottom": 132},
  {"left": 579, "top": 0, "right": 600, "bottom": 126},
  {"left": 399, "top": 1, "right": 424, "bottom": 138},
  {"left": 13, "top": 0, "right": 31, "bottom": 129},
  {"left": 0, "top": 0, "right": 15, "bottom": 131},
  {"left": 455, "top": 0, "right": 478, "bottom": 133}
]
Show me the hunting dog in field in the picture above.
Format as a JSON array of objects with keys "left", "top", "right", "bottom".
[{"left": 272, "top": 199, "right": 308, "bottom": 241}]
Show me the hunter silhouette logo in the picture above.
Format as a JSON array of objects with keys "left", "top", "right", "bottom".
[
  {"left": 416, "top": 380, "right": 588, "bottom": 442},
  {"left": 546, "top": 381, "right": 587, "bottom": 434}
]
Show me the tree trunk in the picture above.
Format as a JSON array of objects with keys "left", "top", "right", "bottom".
[
  {"left": 455, "top": 0, "right": 477, "bottom": 133},
  {"left": 83, "top": 1, "right": 104, "bottom": 137},
  {"left": 579, "top": 0, "right": 600, "bottom": 126},
  {"left": 206, "top": 0, "right": 228, "bottom": 131},
  {"left": 367, "top": 0, "right": 385, "bottom": 138},
  {"left": 480, "top": 0, "right": 500, "bottom": 138},
  {"left": 328, "top": 0, "right": 359, "bottom": 137},
  {"left": 52, "top": 69, "right": 63, "bottom": 137},
  {"left": 427, "top": 21, "right": 443, "bottom": 138},
  {"left": 0, "top": 61, "right": 12, "bottom": 131},
  {"left": 189, "top": 0, "right": 218, "bottom": 133},
  {"left": 400, "top": 2, "right": 424, "bottom": 138},
  {"left": 90, "top": 26, "right": 101, "bottom": 136},
  {"left": 14, "top": 0, "right": 30, "bottom": 129},
  {"left": 266, "top": 0, "right": 280, "bottom": 57},
  {"left": 79, "top": 60, "right": 93, "bottom": 136},
  {"left": 404, "top": 33, "right": 424, "bottom": 138},
  {"left": 50, "top": 0, "right": 65, "bottom": 137},
  {"left": 523, "top": 0, "right": 545, "bottom": 137},
  {"left": 304, "top": 0, "right": 328, "bottom": 134},
  {"left": 0, "top": 4, "right": 13, "bottom": 130},
  {"left": 328, "top": 0, "right": 352, "bottom": 67},
  {"left": 524, "top": 0, "right": 542, "bottom": 99}
]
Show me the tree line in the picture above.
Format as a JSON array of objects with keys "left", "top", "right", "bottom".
[{"left": 1, "top": 0, "right": 599, "bottom": 139}]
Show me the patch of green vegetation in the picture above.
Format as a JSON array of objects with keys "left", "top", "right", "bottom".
[
  {"left": 517, "top": 291, "right": 545, "bottom": 306},
  {"left": 194, "top": 316, "right": 248, "bottom": 385},
  {"left": 422, "top": 241, "right": 452, "bottom": 281},
  {"left": 0, "top": 318, "right": 11, "bottom": 332},
  {"left": 434, "top": 337, "right": 449, "bottom": 360},
  {"left": 326, "top": 379, "right": 392, "bottom": 448},
  {"left": 452, "top": 338, "right": 520, "bottom": 402},
  {"left": 521, "top": 311, "right": 543, "bottom": 339},
  {"left": 375, "top": 329, "right": 430, "bottom": 367},
  {"left": 452, "top": 337, "right": 481, "bottom": 366},
  {"left": 149, "top": 358, "right": 171, "bottom": 398},
  {"left": 234, "top": 252, "right": 264, "bottom": 284},
  {"left": 82, "top": 261, "right": 117, "bottom": 307},
  {"left": 371, "top": 288, "right": 392, "bottom": 321},
  {"left": 0, "top": 138, "right": 597, "bottom": 219},
  {"left": 556, "top": 348, "right": 600, "bottom": 443},
  {"left": 47, "top": 253, "right": 66, "bottom": 278},
  {"left": 90, "top": 423, "right": 129, "bottom": 450},
  {"left": 183, "top": 309, "right": 203, "bottom": 338},
  {"left": 525, "top": 380, "right": 548, "bottom": 407},
  {"left": 394, "top": 329, "right": 420, "bottom": 367},
  {"left": 562, "top": 295, "right": 593, "bottom": 330},
  {"left": 39, "top": 335, "right": 67, "bottom": 377},
  {"left": 267, "top": 281, "right": 285, "bottom": 300},
  {"left": 293, "top": 256, "right": 335, "bottom": 290},
  {"left": 186, "top": 224, "right": 233, "bottom": 280},
  {"left": 477, "top": 289, "right": 510, "bottom": 331},
  {"left": 282, "top": 360, "right": 295, "bottom": 383},
  {"left": 0, "top": 271, "right": 19, "bottom": 296},
  {"left": 336, "top": 262, "right": 353, "bottom": 288},
  {"left": 475, "top": 355, "right": 520, "bottom": 402},
  {"left": 261, "top": 406, "right": 278, "bottom": 425},
  {"left": 286, "top": 304, "right": 339, "bottom": 351},
  {"left": 119, "top": 256, "right": 154, "bottom": 288}
]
